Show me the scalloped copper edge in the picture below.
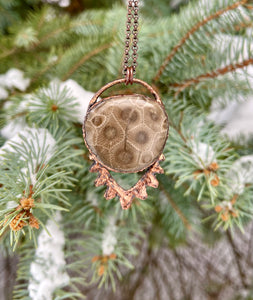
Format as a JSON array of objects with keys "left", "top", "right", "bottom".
[{"left": 89, "top": 153, "right": 165, "bottom": 209}]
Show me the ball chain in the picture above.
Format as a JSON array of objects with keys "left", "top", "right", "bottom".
[{"left": 123, "top": 0, "right": 139, "bottom": 78}]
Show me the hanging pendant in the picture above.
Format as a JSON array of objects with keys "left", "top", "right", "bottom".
[
  {"left": 83, "top": 78, "right": 169, "bottom": 209},
  {"left": 83, "top": 0, "right": 169, "bottom": 209}
]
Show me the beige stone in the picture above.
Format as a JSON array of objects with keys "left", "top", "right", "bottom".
[{"left": 84, "top": 94, "right": 169, "bottom": 173}]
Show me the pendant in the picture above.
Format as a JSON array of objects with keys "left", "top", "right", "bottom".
[{"left": 83, "top": 78, "right": 169, "bottom": 209}]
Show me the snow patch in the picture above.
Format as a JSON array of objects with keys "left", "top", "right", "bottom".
[
  {"left": 209, "top": 98, "right": 253, "bottom": 140},
  {"left": 0, "top": 86, "right": 8, "bottom": 100},
  {"left": 43, "top": 0, "right": 70, "bottom": 7},
  {"left": 102, "top": 216, "right": 117, "bottom": 256},
  {"left": 190, "top": 140, "right": 216, "bottom": 169},
  {"left": 6, "top": 201, "right": 18, "bottom": 210},
  {"left": 0, "top": 128, "right": 56, "bottom": 163},
  {"left": 0, "top": 68, "right": 30, "bottom": 100},
  {"left": 1, "top": 119, "right": 29, "bottom": 140},
  {"left": 60, "top": 79, "right": 93, "bottom": 123},
  {"left": 20, "top": 160, "right": 39, "bottom": 186},
  {"left": 227, "top": 155, "right": 253, "bottom": 195},
  {"left": 208, "top": 34, "right": 253, "bottom": 140},
  {"left": 28, "top": 212, "right": 69, "bottom": 300},
  {"left": 0, "top": 97, "right": 31, "bottom": 140},
  {"left": 220, "top": 100, "right": 253, "bottom": 139},
  {"left": 0, "top": 68, "right": 30, "bottom": 92}
]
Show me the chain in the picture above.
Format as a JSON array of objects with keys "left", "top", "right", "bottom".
[{"left": 123, "top": 0, "right": 139, "bottom": 81}]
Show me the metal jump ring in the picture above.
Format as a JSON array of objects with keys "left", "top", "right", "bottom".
[{"left": 125, "top": 66, "right": 134, "bottom": 85}]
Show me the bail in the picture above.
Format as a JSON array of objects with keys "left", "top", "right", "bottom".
[{"left": 125, "top": 66, "right": 134, "bottom": 85}]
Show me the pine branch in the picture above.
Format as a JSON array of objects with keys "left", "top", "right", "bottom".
[
  {"left": 159, "top": 182, "right": 192, "bottom": 230},
  {"left": 153, "top": 0, "right": 247, "bottom": 81},
  {"left": 32, "top": 18, "right": 102, "bottom": 48},
  {"left": 0, "top": 128, "right": 83, "bottom": 249},
  {"left": 61, "top": 42, "right": 112, "bottom": 81},
  {"left": 0, "top": 48, "right": 17, "bottom": 60},
  {"left": 171, "top": 57, "right": 253, "bottom": 94},
  {"left": 1, "top": 1, "right": 253, "bottom": 296},
  {"left": 29, "top": 55, "right": 61, "bottom": 84},
  {"left": 244, "top": 4, "right": 253, "bottom": 9},
  {"left": 0, "top": 15, "right": 102, "bottom": 60}
]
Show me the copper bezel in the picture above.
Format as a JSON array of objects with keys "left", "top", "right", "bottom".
[{"left": 83, "top": 78, "right": 169, "bottom": 174}]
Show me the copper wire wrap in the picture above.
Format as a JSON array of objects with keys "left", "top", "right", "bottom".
[
  {"left": 125, "top": 66, "right": 134, "bottom": 85},
  {"left": 123, "top": 0, "right": 139, "bottom": 83}
]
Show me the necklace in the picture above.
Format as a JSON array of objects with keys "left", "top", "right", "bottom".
[{"left": 83, "top": 0, "right": 169, "bottom": 209}]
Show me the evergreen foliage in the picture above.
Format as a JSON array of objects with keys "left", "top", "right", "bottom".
[{"left": 0, "top": 0, "right": 253, "bottom": 298}]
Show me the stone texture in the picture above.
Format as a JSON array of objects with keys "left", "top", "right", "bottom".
[{"left": 84, "top": 94, "right": 169, "bottom": 173}]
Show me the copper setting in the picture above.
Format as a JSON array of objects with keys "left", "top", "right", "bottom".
[
  {"left": 83, "top": 78, "right": 169, "bottom": 209},
  {"left": 89, "top": 153, "right": 165, "bottom": 209},
  {"left": 87, "top": 78, "right": 163, "bottom": 108}
]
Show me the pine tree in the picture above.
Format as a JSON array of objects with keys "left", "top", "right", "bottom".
[{"left": 0, "top": 0, "right": 253, "bottom": 299}]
